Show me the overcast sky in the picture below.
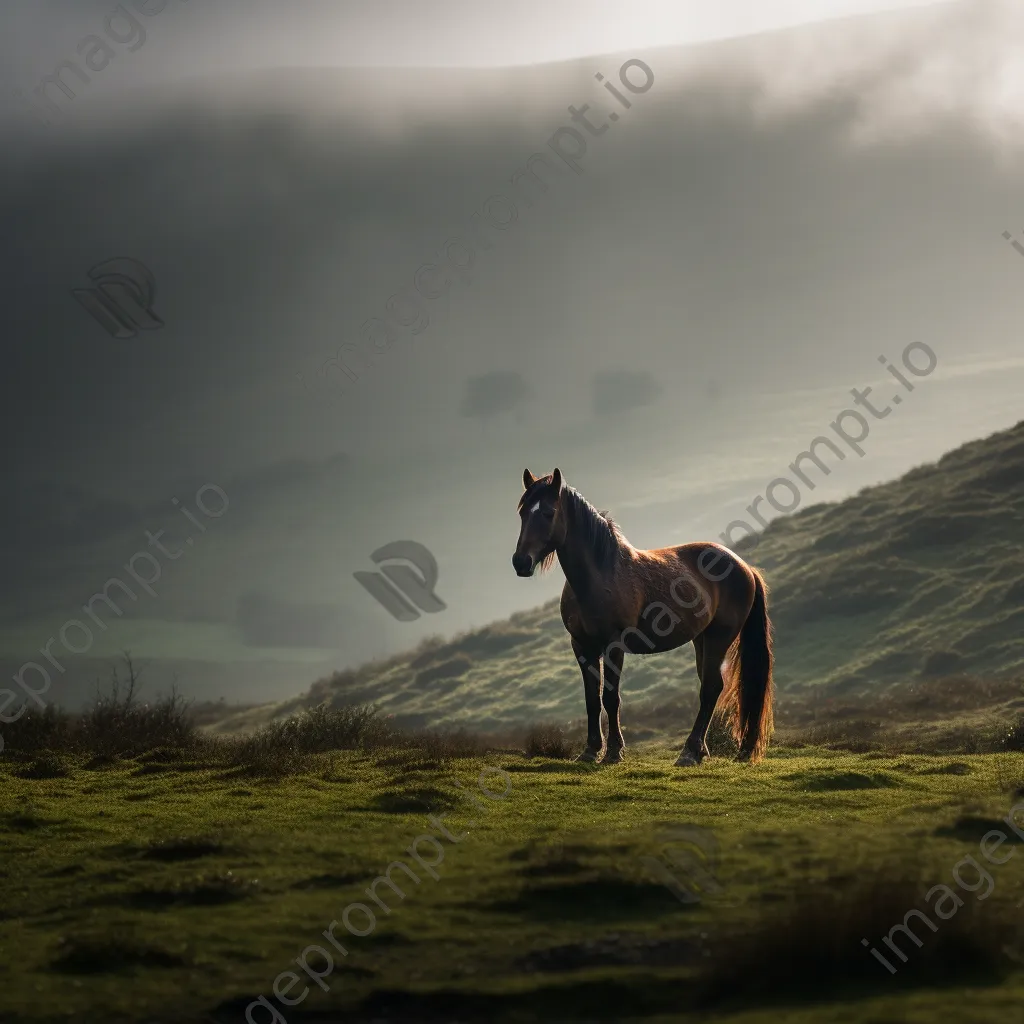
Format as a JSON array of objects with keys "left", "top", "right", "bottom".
[
  {"left": 0, "top": 1, "right": 948, "bottom": 82},
  {"left": 2, "top": 0, "right": 1023, "bottom": 712}
]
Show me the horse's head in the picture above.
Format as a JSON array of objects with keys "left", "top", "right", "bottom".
[{"left": 513, "top": 467, "right": 565, "bottom": 577}]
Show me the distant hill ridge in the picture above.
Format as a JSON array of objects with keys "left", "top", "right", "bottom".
[{"left": 218, "top": 420, "right": 1024, "bottom": 734}]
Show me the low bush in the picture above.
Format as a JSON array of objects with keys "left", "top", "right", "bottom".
[
  {"left": 16, "top": 751, "right": 72, "bottom": 779},
  {"left": 1001, "top": 716, "right": 1024, "bottom": 752},
  {"left": 2, "top": 655, "right": 197, "bottom": 759},
  {"left": 523, "top": 724, "right": 575, "bottom": 760}
]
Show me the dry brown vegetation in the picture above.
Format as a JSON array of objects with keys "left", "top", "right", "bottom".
[
  {"left": 1, "top": 654, "right": 589, "bottom": 778},
  {"left": 6, "top": 654, "right": 1022, "bottom": 783}
]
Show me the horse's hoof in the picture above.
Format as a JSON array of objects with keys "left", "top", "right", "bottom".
[
  {"left": 601, "top": 747, "right": 625, "bottom": 764},
  {"left": 735, "top": 750, "right": 752, "bottom": 763},
  {"left": 575, "top": 749, "right": 601, "bottom": 763},
  {"left": 674, "top": 750, "right": 703, "bottom": 767}
]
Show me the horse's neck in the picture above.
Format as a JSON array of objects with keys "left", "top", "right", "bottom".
[{"left": 556, "top": 521, "right": 605, "bottom": 603}]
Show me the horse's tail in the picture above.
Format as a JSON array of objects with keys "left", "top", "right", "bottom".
[{"left": 725, "top": 567, "right": 775, "bottom": 762}]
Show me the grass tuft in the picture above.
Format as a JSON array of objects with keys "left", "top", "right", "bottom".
[
  {"left": 17, "top": 751, "right": 72, "bottom": 779},
  {"left": 51, "top": 937, "right": 187, "bottom": 974}
]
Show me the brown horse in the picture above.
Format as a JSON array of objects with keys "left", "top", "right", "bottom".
[{"left": 512, "top": 468, "right": 774, "bottom": 766}]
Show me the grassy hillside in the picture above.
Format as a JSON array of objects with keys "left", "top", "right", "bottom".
[
  {"left": 212, "top": 420, "right": 1024, "bottom": 737},
  {"left": 3, "top": 739, "right": 1023, "bottom": 1024}
]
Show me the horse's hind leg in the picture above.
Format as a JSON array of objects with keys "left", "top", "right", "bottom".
[
  {"left": 675, "top": 626, "right": 733, "bottom": 767},
  {"left": 600, "top": 646, "right": 626, "bottom": 764}
]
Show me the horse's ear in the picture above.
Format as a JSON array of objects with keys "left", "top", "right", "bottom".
[
  {"left": 551, "top": 467, "right": 563, "bottom": 493},
  {"left": 523, "top": 468, "right": 536, "bottom": 490}
]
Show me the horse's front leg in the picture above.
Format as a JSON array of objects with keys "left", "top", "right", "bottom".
[
  {"left": 571, "top": 638, "right": 604, "bottom": 761},
  {"left": 600, "top": 646, "right": 625, "bottom": 763}
]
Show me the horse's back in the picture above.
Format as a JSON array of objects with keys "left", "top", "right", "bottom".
[
  {"left": 644, "top": 540, "right": 749, "bottom": 581},
  {"left": 558, "top": 540, "right": 756, "bottom": 649},
  {"left": 643, "top": 541, "right": 758, "bottom": 622}
]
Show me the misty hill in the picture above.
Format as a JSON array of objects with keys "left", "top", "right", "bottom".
[
  {"left": 210, "top": 419, "right": 1024, "bottom": 735},
  {"left": 4, "top": 0, "right": 1024, "bottom": 701}
]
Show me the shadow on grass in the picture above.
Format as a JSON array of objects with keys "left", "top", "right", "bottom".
[
  {"left": 487, "top": 877, "right": 695, "bottom": 922},
  {"left": 213, "top": 975, "right": 691, "bottom": 1024},
  {"left": 919, "top": 762, "right": 973, "bottom": 775},
  {"left": 142, "top": 836, "right": 225, "bottom": 861},
  {"left": 370, "top": 786, "right": 459, "bottom": 814},
  {"left": 290, "top": 872, "right": 364, "bottom": 890},
  {"left": 123, "top": 871, "right": 260, "bottom": 909},
  {"left": 516, "top": 934, "right": 702, "bottom": 972},
  {"left": 934, "top": 816, "right": 1024, "bottom": 843},
  {"left": 2, "top": 808, "right": 63, "bottom": 830},
  {"left": 52, "top": 938, "right": 187, "bottom": 974},
  {"left": 784, "top": 770, "right": 901, "bottom": 790},
  {"left": 505, "top": 762, "right": 597, "bottom": 774}
]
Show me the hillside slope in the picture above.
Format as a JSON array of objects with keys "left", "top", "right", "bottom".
[{"left": 218, "top": 420, "right": 1024, "bottom": 733}]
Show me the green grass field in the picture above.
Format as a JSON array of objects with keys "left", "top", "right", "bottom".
[{"left": 3, "top": 741, "right": 1023, "bottom": 1023}]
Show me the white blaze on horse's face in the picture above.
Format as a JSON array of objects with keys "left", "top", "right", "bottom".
[{"left": 514, "top": 489, "right": 559, "bottom": 576}]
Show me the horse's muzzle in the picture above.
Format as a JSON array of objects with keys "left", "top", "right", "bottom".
[{"left": 512, "top": 553, "right": 533, "bottom": 577}]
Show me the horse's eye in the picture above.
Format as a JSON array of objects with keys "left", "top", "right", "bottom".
[{"left": 542, "top": 508, "right": 555, "bottom": 520}]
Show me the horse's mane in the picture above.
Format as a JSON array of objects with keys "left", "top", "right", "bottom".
[
  {"left": 519, "top": 477, "right": 624, "bottom": 574},
  {"left": 546, "top": 486, "right": 623, "bottom": 573}
]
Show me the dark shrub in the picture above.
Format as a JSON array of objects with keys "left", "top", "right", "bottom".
[
  {"left": 2, "top": 655, "right": 198, "bottom": 759},
  {"left": 227, "top": 703, "right": 398, "bottom": 776},
  {"left": 523, "top": 724, "right": 574, "bottom": 759},
  {"left": 78, "top": 660, "right": 196, "bottom": 758},
  {"left": 1, "top": 704, "right": 74, "bottom": 754},
  {"left": 1002, "top": 717, "right": 1024, "bottom": 752}
]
